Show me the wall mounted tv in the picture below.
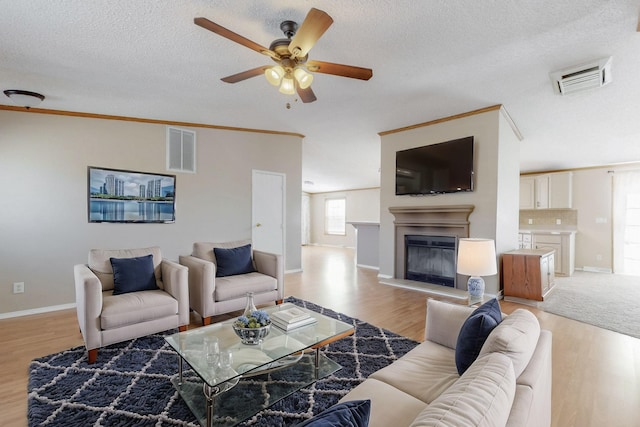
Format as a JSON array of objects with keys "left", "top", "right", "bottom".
[
  {"left": 88, "top": 166, "right": 176, "bottom": 223},
  {"left": 395, "top": 136, "right": 474, "bottom": 196}
]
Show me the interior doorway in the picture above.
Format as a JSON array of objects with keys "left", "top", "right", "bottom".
[{"left": 252, "top": 170, "right": 285, "bottom": 255}]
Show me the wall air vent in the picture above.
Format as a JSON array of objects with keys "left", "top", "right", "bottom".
[{"left": 550, "top": 57, "right": 612, "bottom": 95}]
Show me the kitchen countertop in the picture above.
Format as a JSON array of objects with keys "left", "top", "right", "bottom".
[{"left": 519, "top": 227, "right": 577, "bottom": 234}]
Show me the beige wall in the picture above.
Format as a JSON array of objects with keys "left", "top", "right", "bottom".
[
  {"left": 309, "top": 188, "right": 380, "bottom": 247},
  {"left": 379, "top": 107, "right": 521, "bottom": 296},
  {"left": 0, "top": 110, "right": 302, "bottom": 315}
]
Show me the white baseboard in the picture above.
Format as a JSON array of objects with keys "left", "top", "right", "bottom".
[
  {"left": 580, "top": 266, "right": 613, "bottom": 274},
  {"left": 356, "top": 264, "right": 379, "bottom": 270},
  {"left": 285, "top": 268, "right": 303, "bottom": 274},
  {"left": 0, "top": 302, "right": 76, "bottom": 320}
]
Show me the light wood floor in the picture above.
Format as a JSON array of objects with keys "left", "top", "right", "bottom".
[{"left": 1, "top": 245, "right": 639, "bottom": 426}]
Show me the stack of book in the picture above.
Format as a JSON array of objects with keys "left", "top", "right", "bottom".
[{"left": 270, "top": 306, "right": 317, "bottom": 331}]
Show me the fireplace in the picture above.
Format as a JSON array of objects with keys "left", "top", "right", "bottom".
[
  {"left": 389, "top": 205, "right": 474, "bottom": 291},
  {"left": 405, "top": 235, "right": 456, "bottom": 287}
]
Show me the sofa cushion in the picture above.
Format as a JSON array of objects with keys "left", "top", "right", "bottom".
[
  {"left": 88, "top": 246, "right": 162, "bottom": 291},
  {"left": 340, "top": 378, "right": 428, "bottom": 427},
  {"left": 369, "top": 340, "right": 460, "bottom": 404},
  {"left": 214, "top": 272, "right": 278, "bottom": 302},
  {"left": 410, "top": 352, "right": 516, "bottom": 427},
  {"left": 192, "top": 240, "right": 251, "bottom": 264},
  {"left": 479, "top": 308, "right": 541, "bottom": 377},
  {"left": 455, "top": 298, "right": 502, "bottom": 375},
  {"left": 298, "top": 399, "right": 371, "bottom": 427},
  {"left": 101, "top": 289, "right": 178, "bottom": 330},
  {"left": 110, "top": 254, "right": 158, "bottom": 295},
  {"left": 214, "top": 244, "right": 255, "bottom": 277}
]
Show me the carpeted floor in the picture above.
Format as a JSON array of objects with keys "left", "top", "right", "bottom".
[
  {"left": 540, "top": 271, "right": 640, "bottom": 339},
  {"left": 28, "top": 297, "right": 418, "bottom": 426}
]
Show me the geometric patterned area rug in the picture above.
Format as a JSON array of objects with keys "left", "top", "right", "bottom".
[
  {"left": 539, "top": 271, "right": 640, "bottom": 339},
  {"left": 28, "top": 297, "right": 419, "bottom": 426}
]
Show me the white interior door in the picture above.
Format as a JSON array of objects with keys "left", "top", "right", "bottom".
[{"left": 252, "top": 170, "right": 285, "bottom": 255}]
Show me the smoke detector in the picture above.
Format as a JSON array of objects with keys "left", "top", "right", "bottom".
[{"left": 550, "top": 57, "right": 612, "bottom": 95}]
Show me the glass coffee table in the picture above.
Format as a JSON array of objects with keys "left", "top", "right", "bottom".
[{"left": 165, "top": 302, "right": 354, "bottom": 427}]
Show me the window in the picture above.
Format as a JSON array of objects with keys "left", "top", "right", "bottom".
[{"left": 325, "top": 198, "right": 346, "bottom": 235}]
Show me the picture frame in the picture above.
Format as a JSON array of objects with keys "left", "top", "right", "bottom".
[{"left": 87, "top": 166, "right": 176, "bottom": 223}]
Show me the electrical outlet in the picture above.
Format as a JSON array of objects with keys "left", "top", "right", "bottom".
[
  {"left": 596, "top": 254, "right": 603, "bottom": 261},
  {"left": 528, "top": 219, "right": 533, "bottom": 225},
  {"left": 556, "top": 219, "right": 562, "bottom": 225},
  {"left": 13, "top": 282, "right": 24, "bottom": 294}
]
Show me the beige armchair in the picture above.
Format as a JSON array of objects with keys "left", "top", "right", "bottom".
[
  {"left": 179, "top": 240, "right": 284, "bottom": 325},
  {"left": 74, "top": 246, "right": 189, "bottom": 363}
]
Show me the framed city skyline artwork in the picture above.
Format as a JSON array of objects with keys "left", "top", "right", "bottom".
[{"left": 87, "top": 166, "right": 176, "bottom": 223}]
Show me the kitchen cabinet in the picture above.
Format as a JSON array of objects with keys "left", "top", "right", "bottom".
[
  {"left": 519, "top": 172, "right": 572, "bottom": 209},
  {"left": 532, "top": 232, "right": 575, "bottom": 276},
  {"left": 503, "top": 249, "right": 555, "bottom": 301},
  {"left": 519, "top": 177, "right": 535, "bottom": 209},
  {"left": 518, "top": 232, "right": 532, "bottom": 249}
]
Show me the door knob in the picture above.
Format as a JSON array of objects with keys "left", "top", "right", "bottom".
[{"left": 256, "top": 223, "right": 262, "bottom": 227}]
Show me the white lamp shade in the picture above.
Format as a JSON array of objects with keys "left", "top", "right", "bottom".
[
  {"left": 279, "top": 76, "right": 295, "bottom": 95},
  {"left": 456, "top": 238, "right": 497, "bottom": 276},
  {"left": 265, "top": 66, "right": 284, "bottom": 86},
  {"left": 293, "top": 68, "right": 313, "bottom": 89}
]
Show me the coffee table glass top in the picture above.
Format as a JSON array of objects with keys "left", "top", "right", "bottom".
[{"left": 165, "top": 302, "right": 354, "bottom": 387}]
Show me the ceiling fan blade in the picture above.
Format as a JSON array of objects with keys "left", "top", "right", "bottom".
[
  {"left": 221, "top": 66, "right": 270, "bottom": 83},
  {"left": 297, "top": 85, "right": 317, "bottom": 103},
  {"left": 194, "top": 17, "right": 279, "bottom": 59},
  {"left": 288, "top": 8, "right": 333, "bottom": 58},
  {"left": 306, "top": 60, "right": 373, "bottom": 80}
]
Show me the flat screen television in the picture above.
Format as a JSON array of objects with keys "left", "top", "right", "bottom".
[
  {"left": 395, "top": 136, "right": 474, "bottom": 195},
  {"left": 88, "top": 166, "right": 176, "bottom": 223}
]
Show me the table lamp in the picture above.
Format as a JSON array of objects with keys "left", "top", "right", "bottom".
[{"left": 456, "top": 238, "right": 497, "bottom": 299}]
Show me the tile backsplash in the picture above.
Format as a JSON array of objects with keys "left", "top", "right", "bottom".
[{"left": 519, "top": 209, "right": 577, "bottom": 228}]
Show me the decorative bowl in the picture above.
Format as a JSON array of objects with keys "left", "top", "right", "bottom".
[{"left": 232, "top": 323, "right": 271, "bottom": 345}]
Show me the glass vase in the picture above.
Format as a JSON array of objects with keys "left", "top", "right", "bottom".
[{"left": 242, "top": 292, "right": 257, "bottom": 317}]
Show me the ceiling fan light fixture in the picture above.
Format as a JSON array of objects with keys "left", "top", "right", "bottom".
[
  {"left": 279, "top": 76, "right": 296, "bottom": 95},
  {"left": 294, "top": 68, "right": 313, "bottom": 89},
  {"left": 265, "top": 65, "right": 285, "bottom": 86},
  {"left": 3, "top": 89, "right": 45, "bottom": 109}
]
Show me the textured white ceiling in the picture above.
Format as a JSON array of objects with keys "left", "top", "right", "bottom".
[{"left": 2, "top": 1, "right": 639, "bottom": 193}]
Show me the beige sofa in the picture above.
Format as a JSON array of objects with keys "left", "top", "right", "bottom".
[
  {"left": 340, "top": 298, "right": 552, "bottom": 427},
  {"left": 74, "top": 246, "right": 189, "bottom": 363},
  {"left": 179, "top": 240, "right": 284, "bottom": 325}
]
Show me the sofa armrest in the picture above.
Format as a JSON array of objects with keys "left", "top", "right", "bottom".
[
  {"left": 253, "top": 250, "right": 284, "bottom": 300},
  {"left": 74, "top": 264, "right": 103, "bottom": 351},
  {"left": 161, "top": 259, "right": 189, "bottom": 326},
  {"left": 179, "top": 255, "right": 215, "bottom": 318},
  {"left": 424, "top": 298, "right": 474, "bottom": 349}
]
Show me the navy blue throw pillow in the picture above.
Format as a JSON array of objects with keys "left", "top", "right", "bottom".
[
  {"left": 214, "top": 244, "right": 255, "bottom": 277},
  {"left": 455, "top": 298, "right": 502, "bottom": 375},
  {"left": 297, "top": 399, "right": 371, "bottom": 427},
  {"left": 110, "top": 254, "right": 158, "bottom": 295}
]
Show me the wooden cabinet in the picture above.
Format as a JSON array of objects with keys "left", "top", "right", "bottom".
[
  {"left": 519, "top": 177, "right": 535, "bottom": 209},
  {"left": 532, "top": 232, "right": 575, "bottom": 276},
  {"left": 518, "top": 232, "right": 532, "bottom": 249},
  {"left": 548, "top": 172, "right": 573, "bottom": 208},
  {"left": 519, "top": 172, "right": 572, "bottom": 209},
  {"left": 534, "top": 175, "right": 550, "bottom": 209},
  {"left": 503, "top": 249, "right": 555, "bottom": 301}
]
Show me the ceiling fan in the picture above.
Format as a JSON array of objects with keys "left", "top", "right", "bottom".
[{"left": 194, "top": 8, "right": 373, "bottom": 103}]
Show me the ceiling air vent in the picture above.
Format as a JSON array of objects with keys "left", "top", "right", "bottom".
[{"left": 550, "top": 57, "right": 612, "bottom": 95}]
